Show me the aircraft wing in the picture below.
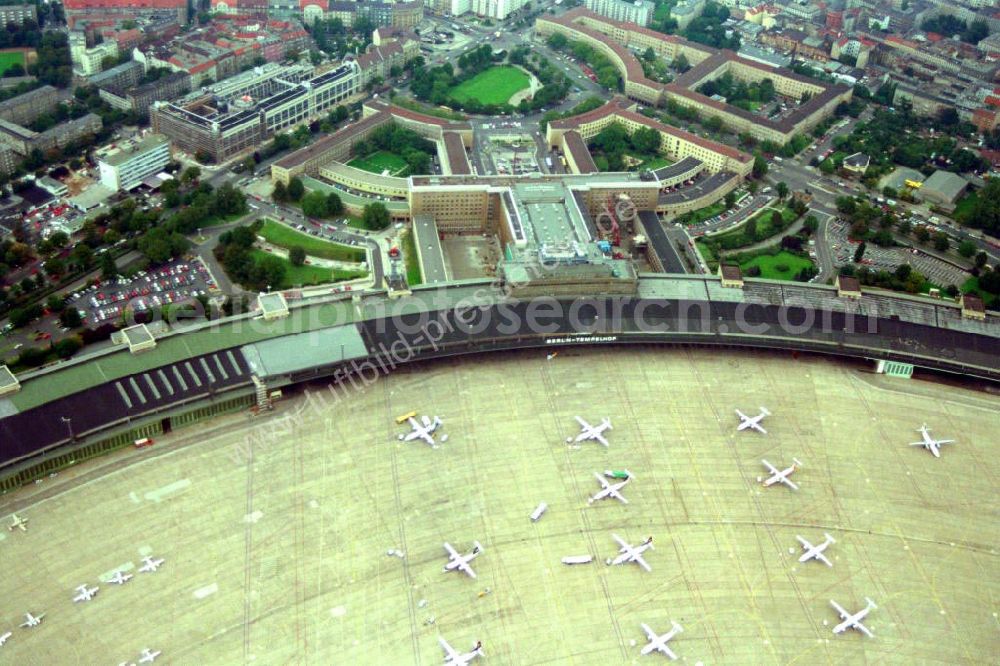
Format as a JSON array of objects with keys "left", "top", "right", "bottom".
[
  {"left": 439, "top": 637, "right": 461, "bottom": 660},
  {"left": 816, "top": 552, "right": 833, "bottom": 567},
  {"left": 937, "top": 439, "right": 955, "bottom": 445},
  {"left": 574, "top": 415, "right": 589, "bottom": 429},
  {"left": 641, "top": 623, "right": 658, "bottom": 641},
  {"left": 594, "top": 472, "right": 610, "bottom": 489},
  {"left": 783, "top": 477, "right": 800, "bottom": 491},
  {"left": 830, "top": 599, "right": 850, "bottom": 620},
  {"left": 751, "top": 422, "right": 767, "bottom": 434},
  {"left": 795, "top": 536, "right": 811, "bottom": 549},
  {"left": 634, "top": 553, "right": 652, "bottom": 572},
  {"left": 418, "top": 432, "right": 435, "bottom": 446},
  {"left": 458, "top": 561, "right": 477, "bottom": 579},
  {"left": 612, "top": 533, "right": 629, "bottom": 550},
  {"left": 595, "top": 433, "right": 610, "bottom": 447},
  {"left": 443, "top": 542, "right": 460, "bottom": 559},
  {"left": 761, "top": 459, "right": 779, "bottom": 475},
  {"left": 855, "top": 621, "right": 874, "bottom": 638}
]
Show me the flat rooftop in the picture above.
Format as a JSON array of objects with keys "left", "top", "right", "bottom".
[{"left": 98, "top": 133, "right": 169, "bottom": 167}]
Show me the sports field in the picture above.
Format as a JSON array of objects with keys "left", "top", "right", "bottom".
[
  {"left": 346, "top": 150, "right": 409, "bottom": 176},
  {"left": 0, "top": 51, "right": 24, "bottom": 75},
  {"left": 1, "top": 349, "right": 996, "bottom": 663},
  {"left": 258, "top": 219, "right": 366, "bottom": 263},
  {"left": 449, "top": 66, "right": 530, "bottom": 106}
]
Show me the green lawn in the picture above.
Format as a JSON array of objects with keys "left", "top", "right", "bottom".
[
  {"left": 681, "top": 201, "right": 728, "bottom": 225},
  {"left": 739, "top": 251, "right": 814, "bottom": 281},
  {"left": 258, "top": 219, "right": 366, "bottom": 262},
  {"left": 637, "top": 155, "right": 675, "bottom": 171},
  {"left": 347, "top": 150, "right": 409, "bottom": 176},
  {"left": 449, "top": 66, "right": 530, "bottom": 106},
  {"left": 952, "top": 191, "right": 978, "bottom": 222},
  {"left": 249, "top": 250, "right": 366, "bottom": 289},
  {"left": 962, "top": 276, "right": 998, "bottom": 308},
  {"left": 0, "top": 51, "right": 24, "bottom": 75},
  {"left": 401, "top": 229, "right": 422, "bottom": 287}
]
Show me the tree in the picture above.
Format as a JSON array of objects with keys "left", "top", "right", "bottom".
[
  {"left": 301, "top": 191, "right": 330, "bottom": 218},
  {"left": 724, "top": 191, "right": 736, "bottom": 209},
  {"left": 672, "top": 53, "right": 690, "bottom": 72},
  {"left": 54, "top": 336, "right": 82, "bottom": 359},
  {"left": 71, "top": 244, "right": 94, "bottom": 270},
  {"left": 289, "top": 246, "right": 306, "bottom": 266},
  {"left": 326, "top": 192, "right": 343, "bottom": 216},
  {"left": 915, "top": 226, "right": 931, "bottom": 243},
  {"left": 974, "top": 251, "right": 988, "bottom": 269},
  {"left": 957, "top": 240, "right": 976, "bottom": 258},
  {"left": 59, "top": 307, "right": 82, "bottom": 329},
  {"left": 547, "top": 33, "right": 568, "bottom": 50},
  {"left": 776, "top": 181, "right": 789, "bottom": 199},
  {"left": 642, "top": 47, "right": 656, "bottom": 62},
  {"left": 100, "top": 252, "right": 118, "bottom": 280},
  {"left": 933, "top": 232, "right": 949, "bottom": 252},
  {"left": 744, "top": 217, "right": 757, "bottom": 240},
  {"left": 181, "top": 166, "right": 201, "bottom": 184},
  {"left": 752, "top": 155, "right": 768, "bottom": 178},
  {"left": 770, "top": 210, "right": 783, "bottom": 229},
  {"left": 272, "top": 180, "right": 288, "bottom": 203},
  {"left": 287, "top": 177, "right": 305, "bottom": 202},
  {"left": 853, "top": 241, "right": 867, "bottom": 263},
  {"left": 361, "top": 202, "right": 391, "bottom": 231},
  {"left": 803, "top": 215, "right": 819, "bottom": 235}
]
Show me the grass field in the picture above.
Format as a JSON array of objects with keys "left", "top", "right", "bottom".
[
  {"left": 682, "top": 200, "right": 728, "bottom": 225},
  {"left": 449, "top": 66, "right": 530, "bottom": 106},
  {"left": 636, "top": 155, "right": 675, "bottom": 171},
  {"left": 250, "top": 249, "right": 366, "bottom": 289},
  {"left": 259, "top": 219, "right": 366, "bottom": 263},
  {"left": 739, "top": 250, "right": 814, "bottom": 280},
  {"left": 0, "top": 51, "right": 24, "bottom": 75},
  {"left": 401, "top": 228, "right": 422, "bottom": 287},
  {"left": 952, "top": 191, "right": 978, "bottom": 221},
  {"left": 346, "top": 150, "right": 409, "bottom": 176}
]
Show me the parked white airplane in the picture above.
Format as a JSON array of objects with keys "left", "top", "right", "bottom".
[
  {"left": 0, "top": 631, "right": 11, "bottom": 646},
  {"left": 19, "top": 613, "right": 44, "bottom": 628},
  {"left": 736, "top": 407, "right": 771, "bottom": 433},
  {"left": 831, "top": 597, "right": 877, "bottom": 637},
  {"left": 607, "top": 534, "right": 654, "bottom": 572},
  {"left": 640, "top": 621, "right": 683, "bottom": 659},
  {"left": 797, "top": 533, "right": 835, "bottom": 566},
  {"left": 139, "top": 556, "right": 165, "bottom": 573},
  {"left": 760, "top": 458, "right": 801, "bottom": 490},
  {"left": 568, "top": 416, "right": 612, "bottom": 447},
  {"left": 7, "top": 514, "right": 28, "bottom": 532},
  {"left": 73, "top": 584, "right": 99, "bottom": 602},
  {"left": 108, "top": 571, "right": 133, "bottom": 585},
  {"left": 138, "top": 648, "right": 162, "bottom": 663},
  {"left": 399, "top": 415, "right": 443, "bottom": 447},
  {"left": 909, "top": 425, "right": 955, "bottom": 458},
  {"left": 588, "top": 472, "right": 629, "bottom": 504},
  {"left": 443, "top": 541, "right": 483, "bottom": 579},
  {"left": 439, "top": 637, "right": 482, "bottom": 666}
]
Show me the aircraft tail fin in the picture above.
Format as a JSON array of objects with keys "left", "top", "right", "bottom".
[
  {"left": 760, "top": 407, "right": 771, "bottom": 416},
  {"left": 824, "top": 533, "right": 836, "bottom": 544},
  {"left": 672, "top": 620, "right": 683, "bottom": 634},
  {"left": 865, "top": 597, "right": 877, "bottom": 610}
]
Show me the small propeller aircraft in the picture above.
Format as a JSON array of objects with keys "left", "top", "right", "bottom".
[
  {"left": 139, "top": 556, "right": 165, "bottom": 573},
  {"left": 138, "top": 648, "right": 162, "bottom": 663},
  {"left": 831, "top": 597, "right": 877, "bottom": 637},
  {"left": 909, "top": 424, "right": 955, "bottom": 458},
  {"left": 640, "top": 621, "right": 683, "bottom": 659},
  {"left": 19, "top": 613, "right": 44, "bottom": 628},
  {"left": 588, "top": 471, "right": 630, "bottom": 504},
  {"left": 443, "top": 541, "right": 483, "bottom": 579},
  {"left": 796, "top": 533, "right": 835, "bottom": 566},
  {"left": 7, "top": 514, "right": 28, "bottom": 532},
  {"left": 108, "top": 571, "right": 133, "bottom": 585},
  {"left": 607, "top": 534, "right": 654, "bottom": 572},
  {"left": 759, "top": 458, "right": 801, "bottom": 491},
  {"left": 568, "top": 416, "right": 612, "bottom": 447},
  {"left": 735, "top": 407, "right": 771, "bottom": 434},
  {"left": 72, "top": 584, "right": 100, "bottom": 602},
  {"left": 439, "top": 637, "right": 482, "bottom": 665}
]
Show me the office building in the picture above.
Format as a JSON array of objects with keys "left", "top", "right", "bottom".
[{"left": 98, "top": 133, "right": 172, "bottom": 191}]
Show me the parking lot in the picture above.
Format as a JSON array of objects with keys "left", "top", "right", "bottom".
[
  {"left": 68, "top": 258, "right": 217, "bottom": 326},
  {"left": 828, "top": 220, "right": 969, "bottom": 287}
]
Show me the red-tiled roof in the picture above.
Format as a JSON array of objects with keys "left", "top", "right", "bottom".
[
  {"left": 562, "top": 130, "right": 597, "bottom": 174},
  {"left": 64, "top": 0, "right": 184, "bottom": 8},
  {"left": 442, "top": 132, "right": 471, "bottom": 175}
]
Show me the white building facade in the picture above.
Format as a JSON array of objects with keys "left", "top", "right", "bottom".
[{"left": 98, "top": 134, "right": 171, "bottom": 192}]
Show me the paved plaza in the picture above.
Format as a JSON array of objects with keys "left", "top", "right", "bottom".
[{"left": 1, "top": 349, "right": 997, "bottom": 664}]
